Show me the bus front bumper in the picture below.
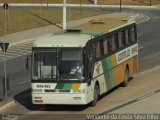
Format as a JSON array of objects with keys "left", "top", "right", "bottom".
[{"left": 32, "top": 93, "right": 89, "bottom": 105}]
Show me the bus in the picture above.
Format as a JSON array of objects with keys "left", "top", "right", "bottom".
[{"left": 31, "top": 16, "right": 138, "bottom": 106}]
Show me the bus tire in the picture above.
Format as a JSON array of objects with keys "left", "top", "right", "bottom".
[
  {"left": 91, "top": 84, "right": 99, "bottom": 106},
  {"left": 122, "top": 68, "right": 129, "bottom": 87}
]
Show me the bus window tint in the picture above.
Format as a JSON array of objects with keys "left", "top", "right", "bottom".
[
  {"left": 114, "top": 33, "right": 119, "bottom": 49},
  {"left": 129, "top": 27, "right": 136, "bottom": 42},
  {"left": 125, "top": 30, "right": 129, "bottom": 45},
  {"left": 134, "top": 26, "right": 137, "bottom": 41},
  {"left": 122, "top": 31, "right": 126, "bottom": 46},
  {"left": 108, "top": 36, "right": 112, "bottom": 53},
  {"left": 95, "top": 42, "right": 101, "bottom": 59},
  {"left": 33, "top": 51, "right": 57, "bottom": 80},
  {"left": 111, "top": 36, "right": 116, "bottom": 51},
  {"left": 103, "top": 37, "right": 109, "bottom": 55},
  {"left": 58, "top": 48, "right": 84, "bottom": 80},
  {"left": 118, "top": 32, "right": 123, "bottom": 48}
]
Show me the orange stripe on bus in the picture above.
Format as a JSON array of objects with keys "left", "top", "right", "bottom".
[
  {"left": 71, "top": 83, "right": 80, "bottom": 90},
  {"left": 111, "top": 55, "right": 117, "bottom": 67}
]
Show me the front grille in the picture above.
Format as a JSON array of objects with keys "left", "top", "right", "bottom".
[
  {"left": 45, "top": 89, "right": 56, "bottom": 92},
  {"left": 44, "top": 89, "right": 70, "bottom": 93},
  {"left": 59, "top": 90, "right": 70, "bottom": 93}
]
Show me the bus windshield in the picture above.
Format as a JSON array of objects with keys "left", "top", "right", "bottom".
[{"left": 32, "top": 48, "right": 84, "bottom": 81}]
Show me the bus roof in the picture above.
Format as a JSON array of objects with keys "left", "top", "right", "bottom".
[
  {"left": 70, "top": 16, "right": 129, "bottom": 33},
  {"left": 33, "top": 16, "right": 133, "bottom": 48},
  {"left": 33, "top": 33, "right": 92, "bottom": 47}
]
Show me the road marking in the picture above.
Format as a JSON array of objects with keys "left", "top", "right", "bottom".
[
  {"left": 8, "top": 50, "right": 31, "bottom": 55},
  {"left": 153, "top": 17, "right": 159, "bottom": 20},
  {"left": 8, "top": 48, "right": 31, "bottom": 53},
  {"left": 17, "top": 80, "right": 31, "bottom": 85},
  {"left": 14, "top": 45, "right": 32, "bottom": 49},
  {"left": 140, "top": 65, "right": 160, "bottom": 75},
  {"left": 137, "top": 92, "right": 155, "bottom": 101},
  {"left": 0, "top": 55, "right": 16, "bottom": 59},
  {"left": 150, "top": 17, "right": 159, "bottom": 23},
  {"left": 0, "top": 53, "right": 31, "bottom": 62},
  {"left": 138, "top": 46, "right": 143, "bottom": 50},
  {"left": 138, "top": 33, "right": 144, "bottom": 37},
  {"left": 6, "top": 52, "right": 23, "bottom": 56},
  {"left": 0, "top": 41, "right": 33, "bottom": 62}
]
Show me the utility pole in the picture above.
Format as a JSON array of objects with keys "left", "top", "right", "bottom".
[
  {"left": 68, "top": 0, "right": 71, "bottom": 22},
  {"left": 63, "top": 0, "right": 67, "bottom": 30},
  {"left": 2, "top": 2, "right": 9, "bottom": 100},
  {"left": 120, "top": 0, "right": 122, "bottom": 12},
  {"left": 94, "top": 0, "right": 97, "bottom": 5},
  {"left": 80, "top": 0, "right": 82, "bottom": 12},
  {"left": 4, "top": 1, "right": 7, "bottom": 101},
  {"left": 47, "top": 0, "right": 48, "bottom": 10},
  {"left": 45, "top": 0, "right": 48, "bottom": 20},
  {"left": 150, "top": 0, "right": 152, "bottom": 6},
  {"left": 39, "top": 0, "right": 42, "bottom": 24}
]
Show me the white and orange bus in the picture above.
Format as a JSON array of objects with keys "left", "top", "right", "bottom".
[{"left": 31, "top": 16, "right": 138, "bottom": 106}]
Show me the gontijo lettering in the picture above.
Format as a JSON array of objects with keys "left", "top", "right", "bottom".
[{"left": 117, "top": 45, "right": 138, "bottom": 63}]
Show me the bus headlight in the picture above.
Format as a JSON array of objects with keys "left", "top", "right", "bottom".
[
  {"left": 72, "top": 89, "right": 85, "bottom": 93},
  {"left": 32, "top": 89, "right": 42, "bottom": 93}
]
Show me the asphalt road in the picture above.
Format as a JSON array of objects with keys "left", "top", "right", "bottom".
[
  {"left": 138, "top": 15, "right": 160, "bottom": 71},
  {"left": 0, "top": 9, "right": 160, "bottom": 120},
  {"left": 0, "top": 55, "right": 31, "bottom": 99}
]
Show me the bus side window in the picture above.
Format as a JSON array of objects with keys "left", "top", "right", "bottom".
[
  {"left": 122, "top": 31, "right": 126, "bottom": 46},
  {"left": 108, "top": 36, "right": 112, "bottom": 53},
  {"left": 134, "top": 26, "right": 137, "bottom": 41},
  {"left": 111, "top": 36, "right": 116, "bottom": 51},
  {"left": 125, "top": 29, "right": 129, "bottom": 45},
  {"left": 118, "top": 32, "right": 123, "bottom": 48},
  {"left": 103, "top": 37, "right": 109, "bottom": 55},
  {"left": 95, "top": 41, "right": 101, "bottom": 59},
  {"left": 129, "top": 27, "right": 136, "bottom": 43},
  {"left": 114, "top": 33, "right": 119, "bottom": 49}
]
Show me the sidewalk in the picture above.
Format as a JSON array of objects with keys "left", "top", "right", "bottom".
[
  {"left": 102, "top": 66, "right": 160, "bottom": 114},
  {"left": 111, "top": 92, "right": 160, "bottom": 113},
  {"left": 0, "top": 12, "right": 149, "bottom": 47},
  {"left": 0, "top": 3, "right": 159, "bottom": 10}
]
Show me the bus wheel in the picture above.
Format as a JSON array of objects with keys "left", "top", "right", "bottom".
[
  {"left": 122, "top": 68, "right": 129, "bottom": 87},
  {"left": 91, "top": 84, "right": 99, "bottom": 106}
]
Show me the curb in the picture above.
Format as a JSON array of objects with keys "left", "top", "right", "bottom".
[
  {"left": 0, "top": 3, "right": 159, "bottom": 10},
  {"left": 139, "top": 65, "right": 160, "bottom": 75},
  {"left": 9, "top": 38, "right": 35, "bottom": 47},
  {"left": 6, "top": 13, "right": 150, "bottom": 47},
  {"left": 0, "top": 101, "right": 16, "bottom": 112},
  {"left": 135, "top": 15, "right": 150, "bottom": 24},
  {"left": 128, "top": 13, "right": 150, "bottom": 24}
]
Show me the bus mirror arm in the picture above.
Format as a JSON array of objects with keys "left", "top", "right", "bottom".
[
  {"left": 87, "top": 79, "right": 91, "bottom": 86},
  {"left": 87, "top": 75, "right": 92, "bottom": 86},
  {"left": 26, "top": 55, "right": 30, "bottom": 70}
]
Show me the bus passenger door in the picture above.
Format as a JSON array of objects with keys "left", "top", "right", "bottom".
[{"left": 85, "top": 42, "right": 94, "bottom": 86}]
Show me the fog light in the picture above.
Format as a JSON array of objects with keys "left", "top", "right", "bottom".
[{"left": 34, "top": 100, "right": 43, "bottom": 103}]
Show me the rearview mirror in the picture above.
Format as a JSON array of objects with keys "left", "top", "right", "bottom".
[{"left": 26, "top": 55, "right": 30, "bottom": 70}]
